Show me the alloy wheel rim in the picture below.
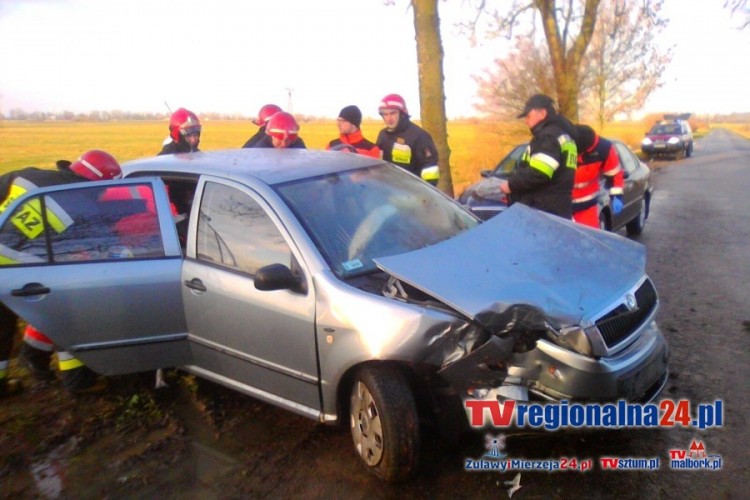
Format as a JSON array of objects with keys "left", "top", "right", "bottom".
[{"left": 350, "top": 381, "right": 384, "bottom": 466}]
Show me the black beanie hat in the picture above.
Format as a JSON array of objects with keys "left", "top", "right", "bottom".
[{"left": 338, "top": 105, "right": 362, "bottom": 129}]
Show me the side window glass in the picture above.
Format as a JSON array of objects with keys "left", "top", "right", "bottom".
[
  {"left": 196, "top": 182, "right": 291, "bottom": 275},
  {"left": 614, "top": 143, "right": 637, "bottom": 175},
  {"left": 0, "top": 183, "right": 165, "bottom": 266}
]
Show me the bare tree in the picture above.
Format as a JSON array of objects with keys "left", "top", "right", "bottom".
[
  {"left": 412, "top": 0, "right": 454, "bottom": 195},
  {"left": 580, "top": 0, "right": 671, "bottom": 129},
  {"left": 468, "top": 0, "right": 667, "bottom": 124},
  {"left": 474, "top": 37, "right": 555, "bottom": 118},
  {"left": 464, "top": 0, "right": 605, "bottom": 121}
]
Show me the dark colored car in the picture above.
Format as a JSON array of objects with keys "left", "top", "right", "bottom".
[
  {"left": 458, "top": 140, "right": 653, "bottom": 235},
  {"left": 641, "top": 114, "right": 694, "bottom": 160}
]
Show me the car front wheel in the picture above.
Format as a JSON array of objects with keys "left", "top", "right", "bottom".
[
  {"left": 626, "top": 198, "right": 647, "bottom": 236},
  {"left": 350, "top": 365, "right": 419, "bottom": 482},
  {"left": 686, "top": 141, "right": 693, "bottom": 157}
]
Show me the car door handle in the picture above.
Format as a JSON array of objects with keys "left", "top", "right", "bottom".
[
  {"left": 184, "top": 278, "right": 207, "bottom": 292},
  {"left": 11, "top": 282, "right": 52, "bottom": 297}
]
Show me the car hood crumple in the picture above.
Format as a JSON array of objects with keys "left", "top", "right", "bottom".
[{"left": 374, "top": 203, "right": 646, "bottom": 330}]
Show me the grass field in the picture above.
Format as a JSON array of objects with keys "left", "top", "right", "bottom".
[{"left": 0, "top": 118, "right": 735, "bottom": 194}]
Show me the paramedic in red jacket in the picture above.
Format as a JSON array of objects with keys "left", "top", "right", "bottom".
[{"left": 573, "top": 124, "right": 624, "bottom": 228}]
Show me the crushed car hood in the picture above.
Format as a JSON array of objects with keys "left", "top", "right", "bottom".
[{"left": 374, "top": 204, "right": 646, "bottom": 328}]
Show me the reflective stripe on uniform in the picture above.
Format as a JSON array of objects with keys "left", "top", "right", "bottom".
[
  {"left": 1, "top": 178, "right": 74, "bottom": 239},
  {"left": 0, "top": 243, "right": 46, "bottom": 265},
  {"left": 420, "top": 165, "right": 439, "bottom": 181},
  {"left": 24, "top": 325, "right": 55, "bottom": 351},
  {"left": 559, "top": 134, "right": 578, "bottom": 170},
  {"left": 57, "top": 351, "right": 84, "bottom": 371},
  {"left": 573, "top": 191, "right": 598, "bottom": 204},
  {"left": 391, "top": 142, "right": 412, "bottom": 165},
  {"left": 528, "top": 153, "right": 557, "bottom": 178}
]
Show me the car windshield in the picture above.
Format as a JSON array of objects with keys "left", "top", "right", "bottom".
[
  {"left": 650, "top": 124, "right": 680, "bottom": 135},
  {"left": 275, "top": 164, "right": 478, "bottom": 278},
  {"left": 493, "top": 145, "right": 526, "bottom": 177}
]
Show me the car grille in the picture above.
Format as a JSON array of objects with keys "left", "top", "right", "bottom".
[{"left": 595, "top": 279, "right": 658, "bottom": 349}]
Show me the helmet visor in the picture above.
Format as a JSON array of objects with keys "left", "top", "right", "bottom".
[{"left": 181, "top": 125, "right": 201, "bottom": 137}]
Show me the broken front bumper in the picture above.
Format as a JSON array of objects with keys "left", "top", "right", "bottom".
[{"left": 439, "top": 319, "right": 669, "bottom": 421}]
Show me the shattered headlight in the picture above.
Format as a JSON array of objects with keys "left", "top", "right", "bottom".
[{"left": 548, "top": 325, "right": 593, "bottom": 356}]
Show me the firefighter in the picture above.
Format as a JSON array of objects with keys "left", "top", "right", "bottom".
[
  {"left": 327, "top": 105, "right": 381, "bottom": 159},
  {"left": 242, "top": 104, "right": 282, "bottom": 148},
  {"left": 499, "top": 94, "right": 577, "bottom": 219},
  {"left": 573, "top": 124, "right": 624, "bottom": 228},
  {"left": 158, "top": 108, "right": 201, "bottom": 155},
  {"left": 375, "top": 93, "right": 439, "bottom": 185},
  {"left": 0, "top": 150, "right": 122, "bottom": 397},
  {"left": 251, "top": 111, "right": 307, "bottom": 149}
]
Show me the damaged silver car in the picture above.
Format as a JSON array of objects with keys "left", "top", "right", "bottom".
[{"left": 0, "top": 149, "right": 668, "bottom": 481}]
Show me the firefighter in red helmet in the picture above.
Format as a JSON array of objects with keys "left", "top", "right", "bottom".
[
  {"left": 0, "top": 150, "right": 122, "bottom": 396},
  {"left": 376, "top": 93, "right": 439, "bottom": 185},
  {"left": 159, "top": 108, "right": 202, "bottom": 155},
  {"left": 573, "top": 124, "right": 624, "bottom": 228},
  {"left": 252, "top": 111, "right": 307, "bottom": 149},
  {"left": 242, "top": 104, "right": 283, "bottom": 148}
]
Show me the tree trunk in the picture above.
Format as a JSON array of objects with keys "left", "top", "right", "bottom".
[
  {"left": 412, "top": 0, "right": 454, "bottom": 196},
  {"left": 535, "top": 0, "right": 601, "bottom": 122}
]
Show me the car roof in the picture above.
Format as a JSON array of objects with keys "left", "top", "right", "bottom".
[{"left": 121, "top": 148, "right": 384, "bottom": 185}]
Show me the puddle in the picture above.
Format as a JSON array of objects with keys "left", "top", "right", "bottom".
[
  {"left": 21, "top": 390, "right": 247, "bottom": 499},
  {"left": 30, "top": 437, "right": 81, "bottom": 499}
]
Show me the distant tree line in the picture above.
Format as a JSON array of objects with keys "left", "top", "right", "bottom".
[{"left": 1, "top": 109, "right": 253, "bottom": 121}]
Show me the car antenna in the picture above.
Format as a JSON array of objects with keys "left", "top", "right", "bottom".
[{"left": 164, "top": 101, "right": 173, "bottom": 115}]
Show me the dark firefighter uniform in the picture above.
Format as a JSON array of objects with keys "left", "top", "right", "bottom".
[
  {"left": 508, "top": 114, "right": 578, "bottom": 219},
  {"left": 376, "top": 114, "right": 439, "bottom": 184},
  {"left": 0, "top": 166, "right": 87, "bottom": 395}
]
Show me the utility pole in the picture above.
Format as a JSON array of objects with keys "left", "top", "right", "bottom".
[{"left": 285, "top": 88, "right": 294, "bottom": 114}]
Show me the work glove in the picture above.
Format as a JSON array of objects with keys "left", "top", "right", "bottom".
[{"left": 611, "top": 196, "right": 624, "bottom": 215}]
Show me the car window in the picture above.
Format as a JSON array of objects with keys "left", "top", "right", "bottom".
[
  {"left": 275, "top": 164, "right": 477, "bottom": 278},
  {"left": 493, "top": 145, "right": 526, "bottom": 177},
  {"left": 0, "top": 183, "right": 165, "bottom": 265},
  {"left": 196, "top": 181, "right": 291, "bottom": 275},
  {"left": 613, "top": 142, "right": 638, "bottom": 176}
]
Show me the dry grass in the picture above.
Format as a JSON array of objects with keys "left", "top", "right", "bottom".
[{"left": 0, "top": 118, "right": 723, "bottom": 195}]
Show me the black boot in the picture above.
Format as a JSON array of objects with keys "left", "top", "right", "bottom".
[
  {"left": 19, "top": 343, "right": 56, "bottom": 381},
  {"left": 61, "top": 366, "right": 106, "bottom": 394},
  {"left": 0, "top": 377, "right": 23, "bottom": 398}
]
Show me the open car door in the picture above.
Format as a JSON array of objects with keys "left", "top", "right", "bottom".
[{"left": 0, "top": 178, "right": 190, "bottom": 375}]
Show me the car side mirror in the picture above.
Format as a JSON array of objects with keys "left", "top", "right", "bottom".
[
  {"left": 480, "top": 169, "right": 492, "bottom": 178},
  {"left": 255, "top": 263, "right": 299, "bottom": 292}
]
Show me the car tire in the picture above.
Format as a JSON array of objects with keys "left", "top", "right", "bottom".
[
  {"left": 350, "top": 365, "right": 419, "bottom": 482},
  {"left": 686, "top": 141, "right": 693, "bottom": 157},
  {"left": 626, "top": 198, "right": 647, "bottom": 236},
  {"left": 599, "top": 211, "right": 609, "bottom": 231}
]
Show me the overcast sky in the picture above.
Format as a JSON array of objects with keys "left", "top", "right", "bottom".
[{"left": 0, "top": 0, "right": 747, "bottom": 119}]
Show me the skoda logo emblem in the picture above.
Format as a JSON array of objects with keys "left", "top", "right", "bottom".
[{"left": 625, "top": 294, "right": 638, "bottom": 311}]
